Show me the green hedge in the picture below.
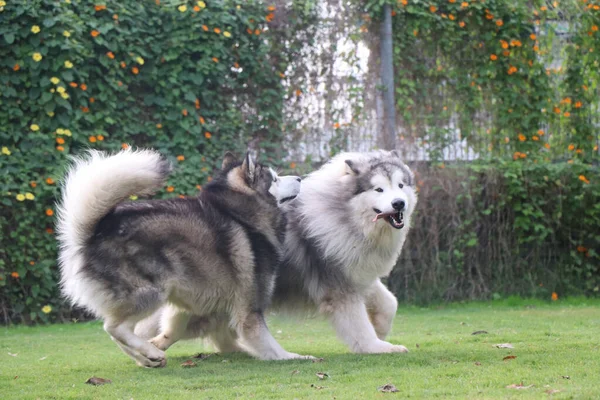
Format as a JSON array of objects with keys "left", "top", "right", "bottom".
[
  {"left": 391, "top": 160, "right": 600, "bottom": 304},
  {"left": 0, "top": 0, "right": 285, "bottom": 323}
]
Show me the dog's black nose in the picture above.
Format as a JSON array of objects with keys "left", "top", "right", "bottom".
[{"left": 392, "top": 199, "right": 405, "bottom": 211}]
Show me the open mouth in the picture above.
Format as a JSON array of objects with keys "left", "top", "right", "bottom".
[{"left": 372, "top": 208, "right": 404, "bottom": 229}]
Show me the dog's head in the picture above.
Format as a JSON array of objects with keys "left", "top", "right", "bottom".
[
  {"left": 221, "top": 152, "right": 301, "bottom": 204},
  {"left": 344, "top": 150, "right": 417, "bottom": 230}
]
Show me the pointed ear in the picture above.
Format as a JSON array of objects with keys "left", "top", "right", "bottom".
[
  {"left": 241, "top": 152, "right": 257, "bottom": 182},
  {"left": 221, "top": 152, "right": 238, "bottom": 169},
  {"left": 345, "top": 159, "right": 361, "bottom": 175}
]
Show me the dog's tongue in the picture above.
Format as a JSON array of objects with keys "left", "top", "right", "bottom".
[{"left": 372, "top": 213, "right": 389, "bottom": 222}]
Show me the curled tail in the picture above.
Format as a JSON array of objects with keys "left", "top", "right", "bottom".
[{"left": 57, "top": 148, "right": 171, "bottom": 306}]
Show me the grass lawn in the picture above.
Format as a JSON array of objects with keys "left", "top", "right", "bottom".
[{"left": 1, "top": 298, "right": 599, "bottom": 399}]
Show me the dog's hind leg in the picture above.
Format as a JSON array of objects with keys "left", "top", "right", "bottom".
[
  {"left": 205, "top": 316, "right": 245, "bottom": 353},
  {"left": 149, "top": 304, "right": 191, "bottom": 351},
  {"left": 365, "top": 280, "right": 398, "bottom": 340},
  {"left": 321, "top": 294, "right": 407, "bottom": 354},
  {"left": 234, "top": 311, "right": 314, "bottom": 360},
  {"left": 104, "top": 318, "right": 167, "bottom": 367}
]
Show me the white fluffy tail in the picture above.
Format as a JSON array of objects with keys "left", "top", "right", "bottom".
[{"left": 57, "top": 147, "right": 171, "bottom": 255}]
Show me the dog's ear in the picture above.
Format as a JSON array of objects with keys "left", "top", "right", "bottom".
[
  {"left": 221, "top": 152, "right": 238, "bottom": 169},
  {"left": 345, "top": 159, "right": 361, "bottom": 176},
  {"left": 241, "top": 152, "right": 257, "bottom": 182}
]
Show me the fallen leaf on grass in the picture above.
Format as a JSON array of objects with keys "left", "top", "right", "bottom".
[
  {"left": 474, "top": 361, "right": 482, "bottom": 366},
  {"left": 39, "top": 356, "right": 47, "bottom": 361},
  {"left": 472, "top": 330, "right": 488, "bottom": 335},
  {"left": 561, "top": 375, "right": 570, "bottom": 380},
  {"left": 8, "top": 352, "right": 17, "bottom": 357},
  {"left": 85, "top": 377, "right": 112, "bottom": 386},
  {"left": 316, "top": 372, "right": 329, "bottom": 380},
  {"left": 494, "top": 343, "right": 514, "bottom": 349},
  {"left": 180, "top": 360, "right": 197, "bottom": 368},
  {"left": 192, "top": 353, "right": 214, "bottom": 360},
  {"left": 311, "top": 357, "right": 325, "bottom": 363},
  {"left": 545, "top": 389, "right": 561, "bottom": 394},
  {"left": 416, "top": 343, "right": 420, "bottom": 348},
  {"left": 378, "top": 383, "right": 399, "bottom": 393},
  {"left": 506, "top": 382, "right": 533, "bottom": 390},
  {"left": 291, "top": 370, "right": 300, "bottom": 376},
  {"left": 311, "top": 384, "right": 325, "bottom": 390},
  {"left": 503, "top": 355, "right": 517, "bottom": 361}
]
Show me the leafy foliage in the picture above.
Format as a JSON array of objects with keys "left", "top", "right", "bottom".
[{"left": 0, "top": 0, "right": 285, "bottom": 323}]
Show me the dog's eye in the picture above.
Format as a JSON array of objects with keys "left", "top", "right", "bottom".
[
  {"left": 398, "top": 183, "right": 404, "bottom": 189},
  {"left": 374, "top": 188, "right": 383, "bottom": 193}
]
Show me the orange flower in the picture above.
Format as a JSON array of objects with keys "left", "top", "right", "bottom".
[
  {"left": 120, "top": 61, "right": 126, "bottom": 68},
  {"left": 449, "top": 0, "right": 456, "bottom": 3},
  {"left": 568, "top": 144, "right": 575, "bottom": 151},
  {"left": 46, "top": 228, "right": 54, "bottom": 234},
  {"left": 519, "top": 153, "right": 527, "bottom": 159},
  {"left": 81, "top": 107, "right": 90, "bottom": 113},
  {"left": 278, "top": 72, "right": 285, "bottom": 78},
  {"left": 485, "top": 13, "right": 493, "bottom": 20},
  {"left": 295, "top": 89, "right": 302, "bottom": 96},
  {"left": 530, "top": 33, "right": 537, "bottom": 40},
  {"left": 182, "top": 109, "right": 188, "bottom": 116},
  {"left": 233, "top": 62, "right": 240, "bottom": 69},
  {"left": 13, "top": 64, "right": 20, "bottom": 71},
  {"left": 203, "top": 25, "right": 209, "bottom": 31},
  {"left": 551, "top": 292, "right": 558, "bottom": 301},
  {"left": 70, "top": 82, "right": 78, "bottom": 88},
  {"left": 429, "top": 5, "right": 437, "bottom": 12},
  {"left": 56, "top": 137, "right": 65, "bottom": 145},
  {"left": 214, "top": 28, "right": 221, "bottom": 34},
  {"left": 459, "top": 21, "right": 465, "bottom": 28},
  {"left": 247, "top": 28, "right": 253, "bottom": 35},
  {"left": 46, "top": 177, "right": 55, "bottom": 185},
  {"left": 544, "top": 143, "right": 550, "bottom": 149},
  {"left": 267, "top": 5, "right": 276, "bottom": 11},
  {"left": 113, "top": 14, "right": 119, "bottom": 20},
  {"left": 212, "top": 57, "right": 219, "bottom": 63},
  {"left": 503, "top": 50, "right": 510, "bottom": 57},
  {"left": 507, "top": 66, "right": 518, "bottom": 75},
  {"left": 205, "top": 131, "right": 212, "bottom": 139},
  {"left": 495, "top": 20, "right": 503, "bottom": 27},
  {"left": 500, "top": 40, "right": 508, "bottom": 49},
  {"left": 533, "top": 45, "right": 539, "bottom": 52},
  {"left": 532, "top": 135, "right": 539, "bottom": 141},
  {"left": 564, "top": 112, "right": 570, "bottom": 117},
  {"left": 166, "top": 186, "right": 175, "bottom": 192},
  {"left": 90, "top": 97, "right": 95, "bottom": 103},
  {"left": 207, "top": 176, "right": 213, "bottom": 182},
  {"left": 592, "top": 25, "right": 598, "bottom": 32},
  {"left": 193, "top": 5, "right": 200, "bottom": 12},
  {"left": 199, "top": 116, "right": 205, "bottom": 124},
  {"left": 89, "top": 136, "right": 97, "bottom": 143},
  {"left": 490, "top": 54, "right": 497, "bottom": 61},
  {"left": 11, "top": 272, "right": 19, "bottom": 278},
  {"left": 540, "top": 6, "right": 548, "bottom": 11},
  {"left": 518, "top": 133, "right": 526, "bottom": 142},
  {"left": 255, "top": 29, "right": 261, "bottom": 35},
  {"left": 289, "top": 162, "right": 297, "bottom": 169},
  {"left": 266, "top": 13, "right": 274, "bottom": 22},
  {"left": 177, "top": 155, "right": 185, "bottom": 161},
  {"left": 579, "top": 175, "right": 590, "bottom": 184},
  {"left": 156, "top": 123, "right": 163, "bottom": 129},
  {"left": 30, "top": 181, "right": 37, "bottom": 188},
  {"left": 95, "top": 5, "right": 107, "bottom": 11},
  {"left": 80, "top": 83, "right": 87, "bottom": 91},
  {"left": 122, "top": 143, "right": 129, "bottom": 149},
  {"left": 46, "top": 209, "right": 54, "bottom": 216},
  {"left": 178, "top": 194, "right": 186, "bottom": 199},
  {"left": 513, "top": 152, "right": 521, "bottom": 160},
  {"left": 91, "top": 30, "right": 100, "bottom": 37},
  {"left": 449, "top": 14, "right": 455, "bottom": 20},
  {"left": 196, "top": 185, "right": 202, "bottom": 190},
  {"left": 461, "top": 1, "right": 468, "bottom": 7},
  {"left": 574, "top": 101, "right": 582, "bottom": 108},
  {"left": 334, "top": 122, "right": 341, "bottom": 129},
  {"left": 132, "top": 66, "right": 139, "bottom": 74},
  {"left": 117, "top": 81, "right": 123, "bottom": 86},
  {"left": 97, "top": 134, "right": 104, "bottom": 141},
  {"left": 195, "top": 98, "right": 200, "bottom": 109},
  {"left": 553, "top": 107, "right": 560, "bottom": 114},
  {"left": 537, "top": 129, "right": 544, "bottom": 136},
  {"left": 575, "top": 149, "right": 582, "bottom": 154}
]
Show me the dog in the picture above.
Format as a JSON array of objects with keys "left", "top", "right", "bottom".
[
  {"left": 56, "top": 148, "right": 312, "bottom": 367},
  {"left": 138, "top": 150, "right": 417, "bottom": 355}
]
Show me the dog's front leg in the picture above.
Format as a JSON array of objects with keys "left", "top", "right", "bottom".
[
  {"left": 149, "top": 305, "right": 191, "bottom": 351},
  {"left": 365, "top": 279, "right": 398, "bottom": 340},
  {"left": 321, "top": 294, "right": 407, "bottom": 354}
]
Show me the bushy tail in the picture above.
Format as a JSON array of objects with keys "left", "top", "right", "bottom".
[{"left": 57, "top": 148, "right": 171, "bottom": 251}]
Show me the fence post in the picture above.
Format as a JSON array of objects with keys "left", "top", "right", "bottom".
[{"left": 380, "top": 4, "right": 397, "bottom": 151}]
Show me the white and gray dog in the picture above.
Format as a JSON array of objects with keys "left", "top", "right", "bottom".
[{"left": 138, "top": 149, "right": 418, "bottom": 355}]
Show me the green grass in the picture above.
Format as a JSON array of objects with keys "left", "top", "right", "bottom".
[{"left": 2, "top": 298, "right": 600, "bottom": 399}]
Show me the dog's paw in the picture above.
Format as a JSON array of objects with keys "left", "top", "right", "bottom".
[
  {"left": 136, "top": 353, "right": 167, "bottom": 368},
  {"left": 357, "top": 340, "right": 409, "bottom": 354},
  {"left": 149, "top": 335, "right": 171, "bottom": 351}
]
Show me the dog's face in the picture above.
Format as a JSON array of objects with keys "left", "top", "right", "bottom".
[
  {"left": 345, "top": 151, "right": 417, "bottom": 230},
  {"left": 221, "top": 152, "right": 301, "bottom": 204}
]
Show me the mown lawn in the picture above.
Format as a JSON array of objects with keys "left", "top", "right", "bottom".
[{"left": 1, "top": 298, "right": 599, "bottom": 399}]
